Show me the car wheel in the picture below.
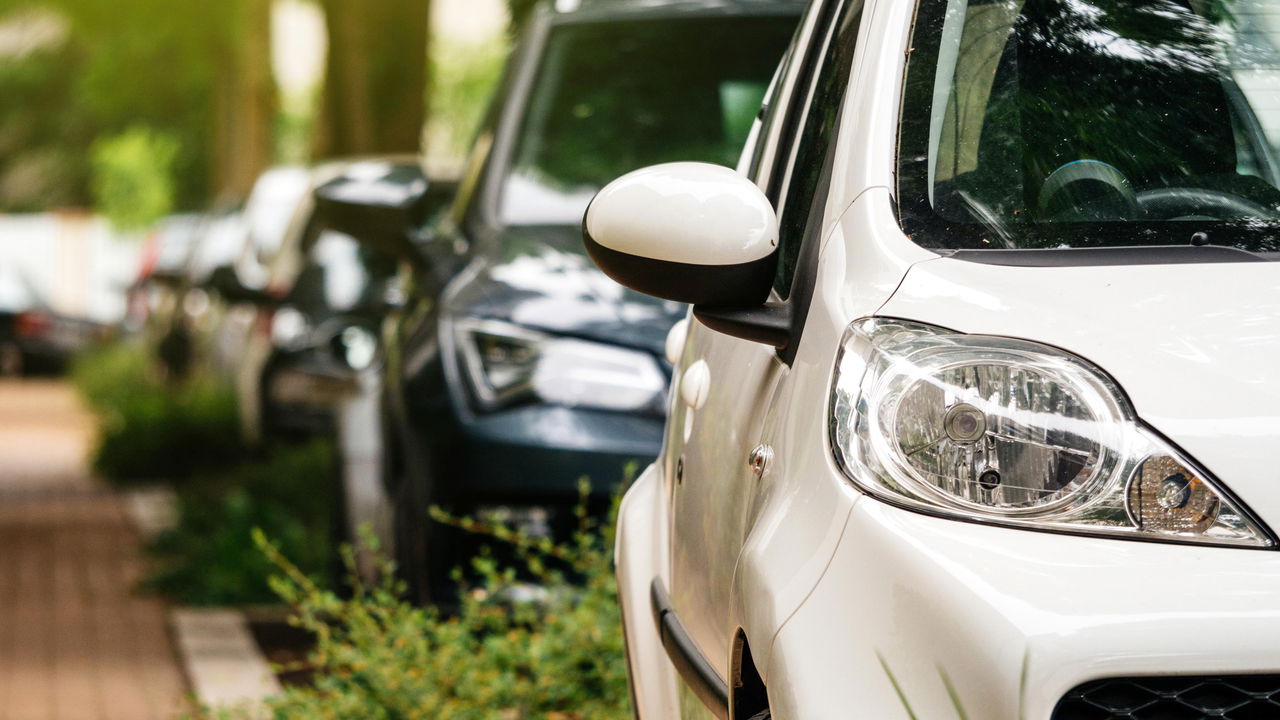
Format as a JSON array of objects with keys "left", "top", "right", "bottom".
[
  {"left": 387, "top": 415, "right": 441, "bottom": 606},
  {"left": 392, "top": 463, "right": 438, "bottom": 605}
]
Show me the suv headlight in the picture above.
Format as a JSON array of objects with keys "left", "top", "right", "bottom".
[
  {"left": 830, "top": 318, "right": 1273, "bottom": 548},
  {"left": 454, "top": 318, "right": 666, "bottom": 414}
]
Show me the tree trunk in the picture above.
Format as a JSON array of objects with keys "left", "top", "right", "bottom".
[
  {"left": 212, "top": 0, "right": 276, "bottom": 201},
  {"left": 313, "top": 0, "right": 430, "bottom": 158}
]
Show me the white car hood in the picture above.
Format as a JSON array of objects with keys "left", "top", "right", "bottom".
[{"left": 878, "top": 256, "right": 1280, "bottom": 528}]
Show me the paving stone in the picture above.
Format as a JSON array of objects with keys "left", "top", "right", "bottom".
[{"left": 0, "top": 381, "right": 189, "bottom": 720}]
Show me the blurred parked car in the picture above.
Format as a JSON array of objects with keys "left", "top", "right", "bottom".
[
  {"left": 129, "top": 168, "right": 312, "bottom": 383},
  {"left": 208, "top": 158, "right": 455, "bottom": 576},
  {"left": 0, "top": 266, "right": 110, "bottom": 376},
  {"left": 316, "top": 0, "right": 803, "bottom": 603}
]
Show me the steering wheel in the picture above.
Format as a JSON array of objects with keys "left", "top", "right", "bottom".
[
  {"left": 1037, "top": 160, "right": 1139, "bottom": 222},
  {"left": 1136, "top": 187, "right": 1277, "bottom": 221}
]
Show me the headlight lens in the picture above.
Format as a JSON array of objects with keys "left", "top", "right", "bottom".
[
  {"left": 455, "top": 318, "right": 666, "bottom": 414},
  {"left": 831, "top": 318, "right": 1272, "bottom": 547}
]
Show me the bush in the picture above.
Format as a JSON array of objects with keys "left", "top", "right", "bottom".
[
  {"left": 73, "top": 342, "right": 246, "bottom": 484},
  {"left": 90, "top": 126, "right": 180, "bottom": 231},
  {"left": 235, "top": 485, "right": 630, "bottom": 720},
  {"left": 145, "top": 439, "right": 336, "bottom": 606}
]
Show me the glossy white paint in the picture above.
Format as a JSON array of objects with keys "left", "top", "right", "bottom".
[
  {"left": 612, "top": 0, "right": 1280, "bottom": 716},
  {"left": 614, "top": 463, "right": 680, "bottom": 718},
  {"left": 768, "top": 501, "right": 1280, "bottom": 719},
  {"left": 585, "top": 163, "right": 779, "bottom": 266},
  {"left": 664, "top": 317, "right": 690, "bottom": 366},
  {"left": 679, "top": 359, "right": 710, "bottom": 410}
]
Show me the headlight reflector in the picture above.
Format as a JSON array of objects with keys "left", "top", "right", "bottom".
[
  {"left": 455, "top": 318, "right": 666, "bottom": 414},
  {"left": 831, "top": 318, "right": 1272, "bottom": 547}
]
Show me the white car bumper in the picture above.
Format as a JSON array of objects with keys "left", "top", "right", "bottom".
[{"left": 766, "top": 499, "right": 1280, "bottom": 719}]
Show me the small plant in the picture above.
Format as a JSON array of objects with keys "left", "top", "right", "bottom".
[
  {"left": 145, "top": 439, "right": 336, "bottom": 606},
  {"left": 240, "top": 481, "right": 631, "bottom": 720},
  {"left": 72, "top": 342, "right": 245, "bottom": 484}
]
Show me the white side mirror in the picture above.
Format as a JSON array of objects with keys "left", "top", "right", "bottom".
[{"left": 583, "top": 162, "right": 778, "bottom": 306}]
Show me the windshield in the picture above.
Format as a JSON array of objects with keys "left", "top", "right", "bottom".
[
  {"left": 899, "top": 0, "right": 1280, "bottom": 251},
  {"left": 500, "top": 15, "right": 798, "bottom": 226}
]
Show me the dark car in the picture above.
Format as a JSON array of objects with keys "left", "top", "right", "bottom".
[
  {"left": 318, "top": 0, "right": 804, "bottom": 602},
  {"left": 206, "top": 159, "right": 455, "bottom": 580},
  {"left": 0, "top": 267, "right": 109, "bottom": 376}
]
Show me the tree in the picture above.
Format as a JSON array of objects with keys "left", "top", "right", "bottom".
[
  {"left": 211, "top": 0, "right": 275, "bottom": 200},
  {"left": 312, "top": 0, "right": 430, "bottom": 157}
]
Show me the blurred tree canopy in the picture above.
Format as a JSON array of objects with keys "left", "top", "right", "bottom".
[
  {"left": 0, "top": 0, "right": 516, "bottom": 219},
  {"left": 0, "top": 0, "right": 268, "bottom": 214}
]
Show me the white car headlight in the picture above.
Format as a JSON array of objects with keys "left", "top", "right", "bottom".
[
  {"left": 454, "top": 318, "right": 667, "bottom": 414},
  {"left": 830, "top": 317, "right": 1273, "bottom": 548}
]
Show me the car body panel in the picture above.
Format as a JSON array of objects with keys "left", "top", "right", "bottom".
[{"left": 769, "top": 498, "right": 1280, "bottom": 719}]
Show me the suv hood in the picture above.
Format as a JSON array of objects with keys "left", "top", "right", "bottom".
[
  {"left": 449, "top": 225, "right": 685, "bottom": 355},
  {"left": 880, "top": 256, "right": 1280, "bottom": 530}
]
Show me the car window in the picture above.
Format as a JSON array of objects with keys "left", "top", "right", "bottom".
[
  {"left": 899, "top": 0, "right": 1280, "bottom": 252},
  {"left": 773, "top": 0, "right": 863, "bottom": 297},
  {"left": 499, "top": 15, "right": 798, "bottom": 226}
]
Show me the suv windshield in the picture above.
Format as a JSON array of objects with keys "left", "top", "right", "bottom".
[
  {"left": 500, "top": 15, "right": 797, "bottom": 226},
  {"left": 899, "top": 0, "right": 1280, "bottom": 251}
]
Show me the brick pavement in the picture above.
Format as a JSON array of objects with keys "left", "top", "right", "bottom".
[{"left": 0, "top": 380, "right": 188, "bottom": 720}]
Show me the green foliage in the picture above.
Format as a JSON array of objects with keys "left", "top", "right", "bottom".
[
  {"left": 232, "top": 487, "right": 630, "bottom": 720},
  {"left": 426, "top": 35, "right": 507, "bottom": 166},
  {"left": 90, "top": 126, "right": 180, "bottom": 230},
  {"left": 146, "top": 439, "right": 335, "bottom": 606},
  {"left": 0, "top": 0, "right": 233, "bottom": 211},
  {"left": 72, "top": 342, "right": 246, "bottom": 484}
]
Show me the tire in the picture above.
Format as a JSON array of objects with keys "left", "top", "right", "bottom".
[{"left": 388, "top": 409, "right": 441, "bottom": 606}]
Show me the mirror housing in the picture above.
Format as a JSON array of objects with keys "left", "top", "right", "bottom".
[
  {"left": 204, "top": 265, "right": 276, "bottom": 306},
  {"left": 312, "top": 160, "right": 457, "bottom": 261},
  {"left": 583, "top": 162, "right": 778, "bottom": 307}
]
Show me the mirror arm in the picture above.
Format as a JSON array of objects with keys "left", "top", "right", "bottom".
[{"left": 692, "top": 301, "right": 791, "bottom": 348}]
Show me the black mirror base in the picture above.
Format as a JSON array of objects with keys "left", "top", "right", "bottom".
[{"left": 692, "top": 302, "right": 791, "bottom": 348}]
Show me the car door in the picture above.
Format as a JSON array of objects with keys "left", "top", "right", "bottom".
[{"left": 664, "top": 0, "right": 864, "bottom": 713}]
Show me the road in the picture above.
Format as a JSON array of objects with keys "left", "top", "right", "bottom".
[{"left": 0, "top": 380, "right": 187, "bottom": 720}]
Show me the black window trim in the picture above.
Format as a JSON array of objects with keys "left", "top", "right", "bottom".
[{"left": 695, "top": 0, "right": 862, "bottom": 365}]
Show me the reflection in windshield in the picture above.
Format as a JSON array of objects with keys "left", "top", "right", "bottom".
[
  {"left": 901, "top": 0, "right": 1280, "bottom": 250},
  {"left": 500, "top": 16, "right": 797, "bottom": 227}
]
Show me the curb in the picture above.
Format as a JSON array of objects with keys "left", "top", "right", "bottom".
[{"left": 171, "top": 608, "right": 283, "bottom": 717}]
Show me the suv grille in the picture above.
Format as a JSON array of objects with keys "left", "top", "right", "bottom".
[{"left": 1054, "top": 676, "right": 1280, "bottom": 719}]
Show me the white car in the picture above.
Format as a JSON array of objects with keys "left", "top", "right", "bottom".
[{"left": 584, "top": 0, "right": 1280, "bottom": 717}]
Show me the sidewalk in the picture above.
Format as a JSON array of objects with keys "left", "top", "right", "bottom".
[{"left": 0, "top": 380, "right": 188, "bottom": 720}]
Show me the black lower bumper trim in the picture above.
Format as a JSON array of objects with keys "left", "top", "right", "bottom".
[{"left": 650, "top": 579, "right": 729, "bottom": 720}]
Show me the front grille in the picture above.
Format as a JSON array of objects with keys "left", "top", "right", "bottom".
[{"left": 1054, "top": 676, "right": 1280, "bottom": 719}]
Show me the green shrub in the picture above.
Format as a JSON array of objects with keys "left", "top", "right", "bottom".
[
  {"left": 72, "top": 342, "right": 246, "bottom": 484},
  {"left": 239, "top": 485, "right": 630, "bottom": 720},
  {"left": 145, "top": 439, "right": 336, "bottom": 606},
  {"left": 90, "top": 126, "right": 180, "bottom": 231}
]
